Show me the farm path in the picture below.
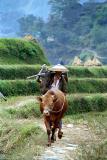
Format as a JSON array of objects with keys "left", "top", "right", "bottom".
[
  {"left": 38, "top": 121, "right": 97, "bottom": 160},
  {"left": 1, "top": 96, "right": 97, "bottom": 160}
]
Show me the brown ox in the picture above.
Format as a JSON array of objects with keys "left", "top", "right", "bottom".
[{"left": 37, "top": 88, "right": 68, "bottom": 146}]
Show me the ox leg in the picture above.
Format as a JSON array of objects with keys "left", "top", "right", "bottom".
[
  {"left": 44, "top": 119, "right": 51, "bottom": 146},
  {"left": 51, "top": 128, "right": 56, "bottom": 143},
  {"left": 58, "top": 120, "right": 63, "bottom": 139}
]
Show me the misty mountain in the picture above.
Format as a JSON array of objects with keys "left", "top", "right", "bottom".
[
  {"left": 0, "top": 0, "right": 50, "bottom": 37},
  {"left": 0, "top": 0, "right": 106, "bottom": 37}
]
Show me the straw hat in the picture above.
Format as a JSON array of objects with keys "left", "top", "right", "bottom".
[{"left": 49, "top": 64, "right": 68, "bottom": 72}]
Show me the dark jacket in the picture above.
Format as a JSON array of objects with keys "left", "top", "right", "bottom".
[{"left": 37, "top": 71, "right": 68, "bottom": 94}]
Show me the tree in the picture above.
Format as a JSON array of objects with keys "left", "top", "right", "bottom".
[{"left": 18, "top": 15, "right": 45, "bottom": 37}]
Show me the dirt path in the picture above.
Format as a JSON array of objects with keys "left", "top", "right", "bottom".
[{"left": 37, "top": 120, "right": 97, "bottom": 160}]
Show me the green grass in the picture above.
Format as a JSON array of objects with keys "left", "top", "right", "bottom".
[
  {"left": 64, "top": 111, "right": 107, "bottom": 160},
  {"left": 1, "top": 95, "right": 107, "bottom": 159},
  {"left": 2, "top": 78, "right": 107, "bottom": 96},
  {"left": 68, "top": 66, "right": 107, "bottom": 78},
  {"left": 2, "top": 65, "right": 107, "bottom": 80},
  {"left": 76, "top": 140, "right": 107, "bottom": 160},
  {"left": 0, "top": 96, "right": 46, "bottom": 160},
  {"left": 0, "top": 80, "right": 39, "bottom": 96},
  {"left": 7, "top": 102, "right": 41, "bottom": 119},
  {"left": 0, "top": 119, "right": 46, "bottom": 160},
  {"left": 0, "top": 65, "right": 41, "bottom": 80},
  {"left": 67, "top": 93, "right": 107, "bottom": 114},
  {"left": 3, "top": 94, "right": 107, "bottom": 119},
  {"left": 68, "top": 78, "right": 107, "bottom": 93},
  {"left": 0, "top": 38, "right": 49, "bottom": 65}
]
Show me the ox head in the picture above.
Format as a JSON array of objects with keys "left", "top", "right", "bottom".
[{"left": 37, "top": 92, "right": 57, "bottom": 116}]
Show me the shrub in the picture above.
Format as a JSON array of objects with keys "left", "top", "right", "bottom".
[
  {"left": 7, "top": 94, "right": 107, "bottom": 117},
  {"left": 0, "top": 65, "right": 41, "bottom": 80},
  {"left": 2, "top": 66, "right": 107, "bottom": 80},
  {"left": 66, "top": 94, "right": 107, "bottom": 114},
  {"left": 68, "top": 66, "right": 107, "bottom": 78},
  {"left": 7, "top": 103, "right": 41, "bottom": 118},
  {"left": 0, "top": 38, "right": 49, "bottom": 65},
  {"left": 68, "top": 78, "right": 107, "bottom": 93},
  {"left": 1, "top": 79, "right": 107, "bottom": 96},
  {"left": 0, "top": 80, "right": 39, "bottom": 96}
]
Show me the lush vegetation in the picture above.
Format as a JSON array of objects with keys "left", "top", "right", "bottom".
[
  {"left": 7, "top": 102, "right": 41, "bottom": 119},
  {"left": 5, "top": 94, "right": 107, "bottom": 117},
  {"left": 1, "top": 96, "right": 107, "bottom": 159},
  {"left": 67, "top": 94, "right": 107, "bottom": 114},
  {"left": 64, "top": 111, "right": 107, "bottom": 160},
  {"left": 2, "top": 78, "right": 107, "bottom": 96},
  {"left": 0, "top": 80, "right": 39, "bottom": 96},
  {"left": 68, "top": 78, "right": 107, "bottom": 93},
  {"left": 0, "top": 96, "right": 47, "bottom": 160},
  {"left": 18, "top": 0, "right": 107, "bottom": 64},
  {"left": 68, "top": 66, "right": 107, "bottom": 78},
  {"left": 0, "top": 38, "right": 49, "bottom": 65},
  {"left": 2, "top": 65, "right": 107, "bottom": 80},
  {"left": 0, "top": 65, "right": 41, "bottom": 80}
]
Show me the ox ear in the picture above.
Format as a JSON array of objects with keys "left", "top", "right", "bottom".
[{"left": 36, "top": 96, "right": 42, "bottom": 102}]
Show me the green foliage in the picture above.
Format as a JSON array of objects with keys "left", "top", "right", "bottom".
[
  {"left": 18, "top": 1, "right": 107, "bottom": 64},
  {"left": 0, "top": 38, "right": 49, "bottom": 65},
  {"left": 65, "top": 110, "right": 107, "bottom": 160},
  {"left": 0, "top": 65, "right": 41, "bottom": 80},
  {"left": 67, "top": 94, "right": 107, "bottom": 115},
  {"left": 2, "top": 66, "right": 107, "bottom": 80},
  {"left": 0, "top": 120, "right": 44, "bottom": 154},
  {"left": 68, "top": 78, "right": 107, "bottom": 93},
  {"left": 68, "top": 66, "right": 107, "bottom": 78},
  {"left": 2, "top": 78, "right": 107, "bottom": 96},
  {"left": 6, "top": 94, "right": 107, "bottom": 117},
  {"left": 77, "top": 140, "right": 107, "bottom": 160},
  {"left": 0, "top": 80, "right": 39, "bottom": 96},
  {"left": 7, "top": 103, "right": 41, "bottom": 118}
]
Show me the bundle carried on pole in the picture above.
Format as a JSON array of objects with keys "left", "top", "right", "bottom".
[
  {"left": 23, "top": 35, "right": 37, "bottom": 43},
  {"left": 72, "top": 56, "right": 82, "bottom": 66}
]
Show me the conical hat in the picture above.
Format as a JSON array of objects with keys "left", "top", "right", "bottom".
[{"left": 49, "top": 64, "right": 68, "bottom": 72}]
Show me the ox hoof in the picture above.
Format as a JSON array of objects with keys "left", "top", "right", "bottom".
[
  {"left": 51, "top": 139, "right": 54, "bottom": 143},
  {"left": 47, "top": 142, "right": 51, "bottom": 147},
  {"left": 58, "top": 131, "right": 63, "bottom": 139},
  {"left": 51, "top": 135, "right": 56, "bottom": 143}
]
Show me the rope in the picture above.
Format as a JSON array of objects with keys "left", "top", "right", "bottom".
[{"left": 51, "top": 95, "right": 65, "bottom": 113}]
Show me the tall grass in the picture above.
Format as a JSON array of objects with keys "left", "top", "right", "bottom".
[{"left": 0, "top": 38, "right": 49, "bottom": 65}]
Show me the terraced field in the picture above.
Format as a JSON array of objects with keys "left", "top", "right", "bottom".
[{"left": 0, "top": 65, "right": 107, "bottom": 159}]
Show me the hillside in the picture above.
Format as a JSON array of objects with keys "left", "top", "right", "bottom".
[
  {"left": 0, "top": 38, "right": 49, "bottom": 65},
  {"left": 0, "top": 65, "right": 107, "bottom": 159},
  {"left": 17, "top": 0, "right": 107, "bottom": 64}
]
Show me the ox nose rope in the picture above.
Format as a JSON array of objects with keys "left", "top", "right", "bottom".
[{"left": 50, "top": 95, "right": 65, "bottom": 113}]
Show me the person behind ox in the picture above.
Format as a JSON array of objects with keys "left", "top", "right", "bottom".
[{"left": 37, "top": 64, "right": 68, "bottom": 130}]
